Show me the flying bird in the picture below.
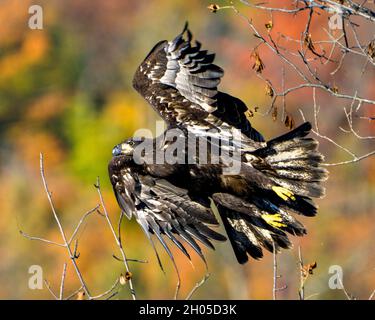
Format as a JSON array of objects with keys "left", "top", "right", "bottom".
[{"left": 109, "top": 24, "right": 328, "bottom": 267}]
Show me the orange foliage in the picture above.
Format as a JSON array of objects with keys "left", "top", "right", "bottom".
[{"left": 0, "top": 0, "right": 374, "bottom": 300}]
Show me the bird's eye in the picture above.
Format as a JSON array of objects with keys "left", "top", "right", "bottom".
[{"left": 129, "top": 141, "right": 135, "bottom": 146}]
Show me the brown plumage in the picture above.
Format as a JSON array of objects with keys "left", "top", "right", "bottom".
[{"left": 109, "top": 23, "right": 328, "bottom": 266}]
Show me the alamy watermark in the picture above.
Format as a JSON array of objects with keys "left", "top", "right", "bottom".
[
  {"left": 113, "top": 121, "right": 244, "bottom": 175},
  {"left": 28, "top": 5, "right": 43, "bottom": 30},
  {"left": 28, "top": 265, "right": 43, "bottom": 290},
  {"left": 328, "top": 265, "right": 344, "bottom": 290},
  {"left": 328, "top": 13, "right": 343, "bottom": 30}
]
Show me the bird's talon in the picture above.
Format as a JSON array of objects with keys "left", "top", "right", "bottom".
[
  {"left": 261, "top": 213, "right": 286, "bottom": 228},
  {"left": 272, "top": 186, "right": 296, "bottom": 201}
]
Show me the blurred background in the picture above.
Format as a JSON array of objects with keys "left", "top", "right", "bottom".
[{"left": 0, "top": 0, "right": 374, "bottom": 299}]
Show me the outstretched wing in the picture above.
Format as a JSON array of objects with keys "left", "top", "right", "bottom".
[
  {"left": 159, "top": 23, "right": 224, "bottom": 113},
  {"left": 133, "top": 23, "right": 265, "bottom": 146},
  {"left": 108, "top": 156, "right": 226, "bottom": 269}
]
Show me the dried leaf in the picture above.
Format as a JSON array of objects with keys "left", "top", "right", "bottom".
[
  {"left": 265, "top": 84, "right": 274, "bottom": 98},
  {"left": 76, "top": 291, "right": 86, "bottom": 300},
  {"left": 251, "top": 51, "right": 265, "bottom": 74},
  {"left": 265, "top": 21, "right": 273, "bottom": 32},
  {"left": 207, "top": 4, "right": 220, "bottom": 13},
  {"left": 308, "top": 262, "right": 317, "bottom": 274},
  {"left": 285, "top": 114, "right": 295, "bottom": 130},
  {"left": 246, "top": 110, "right": 254, "bottom": 118},
  {"left": 303, "top": 33, "right": 315, "bottom": 51},
  {"left": 119, "top": 274, "right": 126, "bottom": 286},
  {"left": 272, "top": 106, "right": 278, "bottom": 121},
  {"left": 301, "top": 261, "right": 318, "bottom": 279},
  {"left": 367, "top": 41, "right": 375, "bottom": 59},
  {"left": 125, "top": 271, "right": 132, "bottom": 280},
  {"left": 331, "top": 86, "right": 339, "bottom": 94},
  {"left": 120, "top": 271, "right": 133, "bottom": 285}
]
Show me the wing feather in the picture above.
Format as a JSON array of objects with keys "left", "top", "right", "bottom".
[
  {"left": 133, "top": 23, "right": 265, "bottom": 148},
  {"left": 108, "top": 156, "right": 226, "bottom": 267},
  {"left": 159, "top": 23, "right": 224, "bottom": 112}
]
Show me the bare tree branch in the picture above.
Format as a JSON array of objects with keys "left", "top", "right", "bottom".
[
  {"left": 95, "top": 177, "right": 137, "bottom": 300},
  {"left": 185, "top": 273, "right": 210, "bottom": 300},
  {"left": 20, "top": 153, "right": 140, "bottom": 300},
  {"left": 44, "top": 279, "right": 59, "bottom": 300},
  {"left": 272, "top": 242, "right": 287, "bottom": 300},
  {"left": 298, "top": 246, "right": 305, "bottom": 300},
  {"left": 213, "top": 0, "right": 375, "bottom": 166},
  {"left": 67, "top": 205, "right": 101, "bottom": 245},
  {"left": 59, "top": 263, "right": 67, "bottom": 300},
  {"left": 39, "top": 153, "right": 91, "bottom": 298}
]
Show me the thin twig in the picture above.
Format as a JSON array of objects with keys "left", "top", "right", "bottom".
[
  {"left": 59, "top": 263, "right": 67, "bottom": 300},
  {"left": 299, "top": 91, "right": 375, "bottom": 166},
  {"left": 19, "top": 231, "right": 65, "bottom": 247},
  {"left": 369, "top": 289, "right": 375, "bottom": 300},
  {"left": 44, "top": 279, "right": 58, "bottom": 300},
  {"left": 273, "top": 244, "right": 277, "bottom": 300},
  {"left": 298, "top": 246, "right": 304, "bottom": 300},
  {"left": 68, "top": 205, "right": 101, "bottom": 245},
  {"left": 95, "top": 177, "right": 137, "bottom": 300},
  {"left": 272, "top": 242, "right": 287, "bottom": 300},
  {"left": 39, "top": 153, "right": 91, "bottom": 298},
  {"left": 185, "top": 273, "right": 210, "bottom": 300},
  {"left": 22, "top": 153, "right": 136, "bottom": 300},
  {"left": 65, "top": 286, "right": 83, "bottom": 300},
  {"left": 90, "top": 278, "right": 120, "bottom": 300},
  {"left": 112, "top": 254, "right": 148, "bottom": 264},
  {"left": 337, "top": 275, "right": 353, "bottom": 300}
]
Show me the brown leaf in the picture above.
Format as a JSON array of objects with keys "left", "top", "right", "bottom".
[
  {"left": 207, "top": 4, "right": 220, "bottom": 13},
  {"left": 285, "top": 114, "right": 295, "bottom": 130},
  {"left": 331, "top": 86, "right": 339, "bottom": 94},
  {"left": 125, "top": 271, "right": 132, "bottom": 280},
  {"left": 119, "top": 274, "right": 126, "bottom": 286},
  {"left": 308, "top": 262, "right": 317, "bottom": 274},
  {"left": 265, "top": 21, "right": 273, "bottom": 32},
  {"left": 367, "top": 41, "right": 375, "bottom": 59},
  {"left": 272, "top": 106, "right": 278, "bottom": 122},
  {"left": 120, "top": 272, "right": 133, "bottom": 285},
  {"left": 246, "top": 110, "right": 254, "bottom": 118},
  {"left": 251, "top": 51, "right": 265, "bottom": 74},
  {"left": 265, "top": 84, "right": 274, "bottom": 98},
  {"left": 76, "top": 291, "right": 86, "bottom": 300},
  {"left": 303, "top": 33, "right": 315, "bottom": 52},
  {"left": 301, "top": 261, "right": 318, "bottom": 280}
]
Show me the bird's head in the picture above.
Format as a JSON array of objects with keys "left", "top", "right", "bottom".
[{"left": 112, "top": 138, "right": 144, "bottom": 157}]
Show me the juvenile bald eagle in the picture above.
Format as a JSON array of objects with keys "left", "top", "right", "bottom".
[{"left": 109, "top": 24, "right": 328, "bottom": 266}]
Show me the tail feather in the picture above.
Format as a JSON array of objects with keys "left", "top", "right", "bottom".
[
  {"left": 252, "top": 122, "right": 328, "bottom": 199},
  {"left": 265, "top": 190, "right": 318, "bottom": 217},
  {"left": 213, "top": 193, "right": 302, "bottom": 263},
  {"left": 216, "top": 204, "right": 294, "bottom": 263},
  {"left": 217, "top": 204, "right": 263, "bottom": 263},
  {"left": 209, "top": 122, "right": 327, "bottom": 263},
  {"left": 271, "top": 177, "right": 324, "bottom": 198},
  {"left": 271, "top": 233, "right": 292, "bottom": 250}
]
